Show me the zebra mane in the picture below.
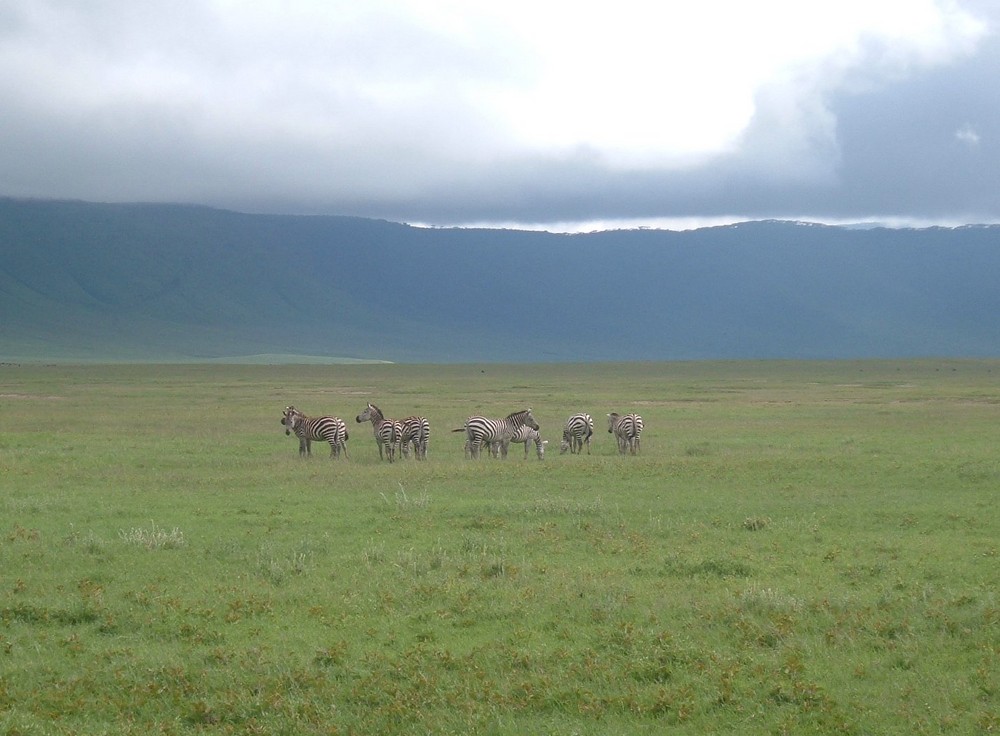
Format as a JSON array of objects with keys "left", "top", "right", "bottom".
[
  {"left": 367, "top": 403, "right": 384, "bottom": 419},
  {"left": 506, "top": 408, "right": 532, "bottom": 420}
]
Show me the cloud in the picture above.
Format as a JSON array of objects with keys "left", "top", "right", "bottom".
[
  {"left": 955, "top": 123, "right": 981, "bottom": 146},
  {"left": 0, "top": 1, "right": 997, "bottom": 227}
]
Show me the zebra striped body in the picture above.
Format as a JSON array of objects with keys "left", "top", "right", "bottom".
[
  {"left": 281, "top": 406, "right": 349, "bottom": 458},
  {"left": 560, "top": 413, "right": 594, "bottom": 455},
  {"left": 356, "top": 403, "right": 400, "bottom": 462},
  {"left": 453, "top": 408, "right": 539, "bottom": 459},
  {"left": 498, "top": 424, "right": 547, "bottom": 459},
  {"left": 398, "top": 415, "right": 430, "bottom": 460},
  {"left": 607, "top": 412, "right": 643, "bottom": 455}
]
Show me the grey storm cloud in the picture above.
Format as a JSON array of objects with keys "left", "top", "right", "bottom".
[{"left": 1, "top": 1, "right": 999, "bottom": 228}]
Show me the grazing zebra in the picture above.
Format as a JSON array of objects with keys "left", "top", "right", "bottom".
[
  {"left": 607, "top": 412, "right": 643, "bottom": 455},
  {"left": 498, "top": 424, "right": 547, "bottom": 459},
  {"left": 398, "top": 415, "right": 430, "bottom": 460},
  {"left": 452, "top": 408, "right": 539, "bottom": 459},
  {"left": 281, "top": 406, "right": 349, "bottom": 458},
  {"left": 560, "top": 413, "right": 594, "bottom": 455},
  {"left": 355, "top": 403, "right": 401, "bottom": 462}
]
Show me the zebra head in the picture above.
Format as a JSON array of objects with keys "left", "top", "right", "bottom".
[
  {"left": 281, "top": 406, "right": 300, "bottom": 435},
  {"left": 356, "top": 402, "right": 383, "bottom": 424},
  {"left": 560, "top": 430, "right": 572, "bottom": 454},
  {"left": 509, "top": 408, "right": 539, "bottom": 431},
  {"left": 607, "top": 412, "right": 620, "bottom": 433}
]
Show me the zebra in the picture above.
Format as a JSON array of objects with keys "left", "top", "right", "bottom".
[
  {"left": 607, "top": 412, "right": 643, "bottom": 455},
  {"left": 355, "top": 403, "right": 401, "bottom": 462},
  {"left": 281, "top": 406, "right": 349, "bottom": 458},
  {"left": 398, "top": 415, "right": 430, "bottom": 460},
  {"left": 560, "top": 413, "right": 594, "bottom": 455},
  {"left": 497, "top": 424, "right": 547, "bottom": 459},
  {"left": 452, "top": 408, "right": 539, "bottom": 459}
]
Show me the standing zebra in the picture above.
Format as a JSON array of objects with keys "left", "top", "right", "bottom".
[
  {"left": 560, "top": 413, "right": 594, "bottom": 455},
  {"left": 356, "top": 403, "right": 401, "bottom": 462},
  {"left": 453, "top": 408, "right": 539, "bottom": 459},
  {"left": 398, "top": 415, "right": 431, "bottom": 460},
  {"left": 607, "top": 412, "right": 643, "bottom": 455},
  {"left": 281, "top": 406, "right": 349, "bottom": 458},
  {"left": 498, "top": 424, "right": 547, "bottom": 459}
]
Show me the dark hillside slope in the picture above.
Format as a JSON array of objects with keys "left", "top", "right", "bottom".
[{"left": 1, "top": 199, "right": 999, "bottom": 362}]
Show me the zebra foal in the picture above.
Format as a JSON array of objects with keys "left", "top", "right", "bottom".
[
  {"left": 281, "top": 406, "right": 349, "bottom": 458},
  {"left": 607, "top": 412, "right": 643, "bottom": 455},
  {"left": 497, "top": 424, "right": 547, "bottom": 459},
  {"left": 560, "top": 413, "right": 594, "bottom": 455}
]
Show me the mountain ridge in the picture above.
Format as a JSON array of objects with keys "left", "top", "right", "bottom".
[{"left": 2, "top": 198, "right": 998, "bottom": 362}]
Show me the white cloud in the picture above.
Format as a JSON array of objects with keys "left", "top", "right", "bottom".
[
  {"left": 462, "top": 0, "right": 988, "bottom": 168},
  {"left": 956, "top": 123, "right": 982, "bottom": 145}
]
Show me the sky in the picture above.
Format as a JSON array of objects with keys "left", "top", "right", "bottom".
[{"left": 2, "top": 0, "right": 1000, "bottom": 231}]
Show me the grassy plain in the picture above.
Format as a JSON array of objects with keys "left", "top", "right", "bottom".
[{"left": 0, "top": 360, "right": 997, "bottom": 735}]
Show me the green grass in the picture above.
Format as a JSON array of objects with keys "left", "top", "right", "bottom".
[{"left": 1, "top": 360, "right": 997, "bottom": 734}]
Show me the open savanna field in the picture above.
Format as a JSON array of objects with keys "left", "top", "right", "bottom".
[{"left": 1, "top": 360, "right": 997, "bottom": 735}]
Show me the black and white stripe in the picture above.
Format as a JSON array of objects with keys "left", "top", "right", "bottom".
[
  {"left": 498, "top": 424, "right": 547, "bottom": 459},
  {"left": 281, "top": 406, "right": 349, "bottom": 458},
  {"left": 355, "top": 403, "right": 401, "bottom": 462},
  {"left": 398, "top": 415, "right": 430, "bottom": 460},
  {"left": 453, "top": 408, "right": 539, "bottom": 459},
  {"left": 607, "top": 412, "right": 643, "bottom": 455},
  {"left": 560, "top": 413, "right": 594, "bottom": 455}
]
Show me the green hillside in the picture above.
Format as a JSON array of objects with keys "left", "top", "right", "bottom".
[{"left": 2, "top": 199, "right": 999, "bottom": 362}]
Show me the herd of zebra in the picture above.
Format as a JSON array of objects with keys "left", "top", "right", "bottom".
[{"left": 281, "top": 404, "right": 644, "bottom": 461}]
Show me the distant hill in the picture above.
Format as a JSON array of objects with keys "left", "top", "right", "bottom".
[{"left": 2, "top": 198, "right": 999, "bottom": 362}]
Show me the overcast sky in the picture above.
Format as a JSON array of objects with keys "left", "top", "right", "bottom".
[{"left": 2, "top": 1, "right": 999, "bottom": 230}]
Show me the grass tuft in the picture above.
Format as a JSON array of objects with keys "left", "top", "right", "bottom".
[
  {"left": 118, "top": 521, "right": 186, "bottom": 550},
  {"left": 742, "top": 516, "right": 771, "bottom": 531}
]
